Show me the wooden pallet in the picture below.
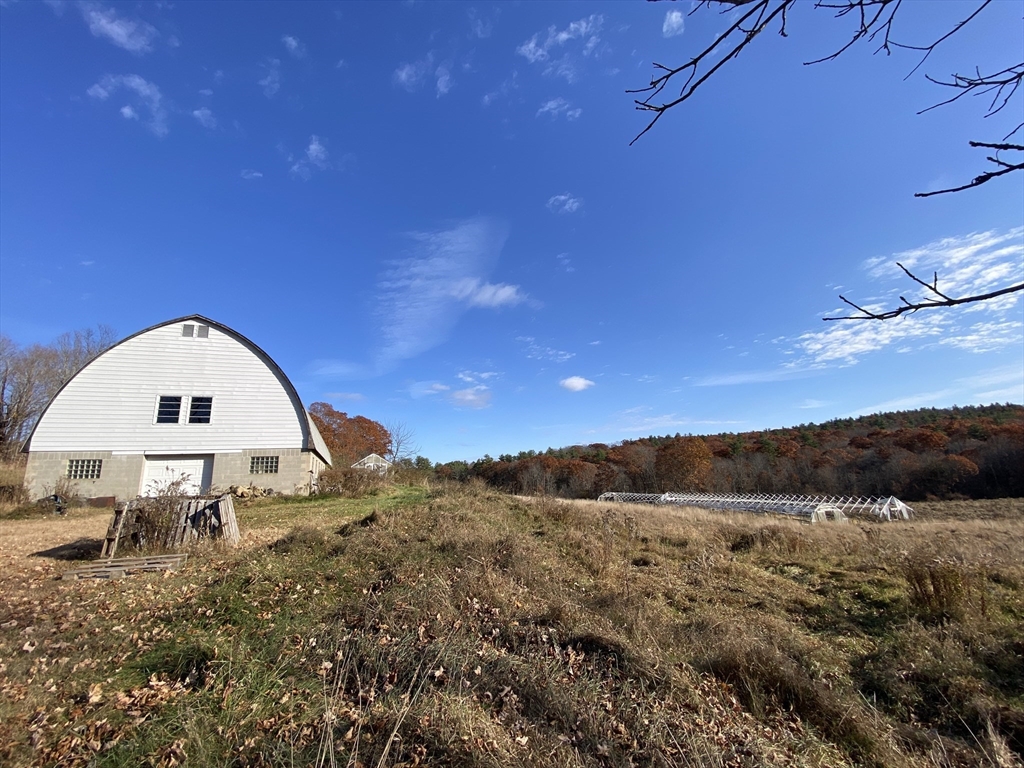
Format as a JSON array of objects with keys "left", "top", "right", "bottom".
[
  {"left": 62, "top": 554, "right": 188, "bottom": 580},
  {"left": 101, "top": 494, "right": 240, "bottom": 557}
]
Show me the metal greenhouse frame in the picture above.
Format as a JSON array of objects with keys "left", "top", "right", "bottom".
[{"left": 595, "top": 491, "right": 913, "bottom": 522}]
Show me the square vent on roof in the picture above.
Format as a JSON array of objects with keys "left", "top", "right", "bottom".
[
  {"left": 197, "top": 325, "right": 209, "bottom": 338},
  {"left": 182, "top": 324, "right": 194, "bottom": 337}
]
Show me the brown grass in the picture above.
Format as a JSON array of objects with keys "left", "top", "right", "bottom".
[{"left": 0, "top": 488, "right": 1021, "bottom": 767}]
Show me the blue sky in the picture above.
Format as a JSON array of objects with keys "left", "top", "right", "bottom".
[{"left": 1, "top": 0, "right": 1022, "bottom": 463}]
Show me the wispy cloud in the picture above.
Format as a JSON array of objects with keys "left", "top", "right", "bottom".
[
  {"left": 324, "top": 391, "right": 365, "bottom": 402},
  {"left": 547, "top": 193, "right": 582, "bottom": 213},
  {"left": 240, "top": 169, "right": 263, "bottom": 180},
  {"left": 451, "top": 385, "right": 492, "bottom": 409},
  {"left": 281, "top": 34, "right": 306, "bottom": 58},
  {"left": 119, "top": 105, "right": 137, "bottom": 120},
  {"left": 517, "top": 336, "right": 574, "bottom": 363},
  {"left": 258, "top": 58, "right": 282, "bottom": 97},
  {"left": 556, "top": 253, "right": 575, "bottom": 273},
  {"left": 393, "top": 53, "right": 451, "bottom": 96},
  {"left": 374, "top": 217, "right": 514, "bottom": 371},
  {"left": 435, "top": 64, "right": 452, "bottom": 97},
  {"left": 79, "top": 2, "right": 158, "bottom": 54},
  {"left": 536, "top": 97, "right": 581, "bottom": 120},
  {"left": 457, "top": 370, "right": 499, "bottom": 384},
  {"left": 191, "top": 107, "right": 216, "bottom": 129},
  {"left": 468, "top": 8, "right": 494, "bottom": 39},
  {"left": 792, "top": 229, "right": 1023, "bottom": 365},
  {"left": 482, "top": 71, "right": 518, "bottom": 107},
  {"left": 87, "top": 74, "right": 168, "bottom": 137},
  {"left": 409, "top": 381, "right": 451, "bottom": 399},
  {"left": 517, "top": 14, "right": 602, "bottom": 82},
  {"left": 450, "top": 278, "right": 526, "bottom": 308},
  {"left": 694, "top": 367, "right": 821, "bottom": 387},
  {"left": 288, "top": 135, "right": 330, "bottom": 179},
  {"left": 560, "top": 376, "right": 594, "bottom": 392},
  {"left": 662, "top": 10, "right": 685, "bottom": 37},
  {"left": 846, "top": 365, "right": 1024, "bottom": 416}
]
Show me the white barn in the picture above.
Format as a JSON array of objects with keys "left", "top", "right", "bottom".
[{"left": 22, "top": 315, "right": 331, "bottom": 500}]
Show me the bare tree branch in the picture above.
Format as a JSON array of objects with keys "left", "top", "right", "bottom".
[
  {"left": 631, "top": 1, "right": 1023, "bottom": 198},
  {"left": 823, "top": 263, "right": 1024, "bottom": 321},
  {"left": 628, "top": 0, "right": 794, "bottom": 146}
]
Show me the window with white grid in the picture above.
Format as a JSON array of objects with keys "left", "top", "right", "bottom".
[
  {"left": 67, "top": 459, "right": 102, "bottom": 479},
  {"left": 250, "top": 456, "right": 279, "bottom": 474}
]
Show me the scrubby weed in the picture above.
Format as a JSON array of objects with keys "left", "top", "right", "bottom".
[
  {"left": 2, "top": 486, "right": 1022, "bottom": 768},
  {"left": 317, "top": 467, "right": 390, "bottom": 498},
  {"left": 903, "top": 556, "right": 978, "bottom": 621}
]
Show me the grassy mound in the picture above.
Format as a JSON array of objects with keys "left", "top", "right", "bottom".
[{"left": 1, "top": 486, "right": 1022, "bottom": 767}]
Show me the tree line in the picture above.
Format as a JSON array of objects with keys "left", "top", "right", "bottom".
[
  {"left": 432, "top": 404, "right": 1024, "bottom": 501},
  {"left": 0, "top": 326, "right": 117, "bottom": 459}
]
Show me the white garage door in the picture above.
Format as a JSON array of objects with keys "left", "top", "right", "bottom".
[{"left": 141, "top": 455, "right": 213, "bottom": 497}]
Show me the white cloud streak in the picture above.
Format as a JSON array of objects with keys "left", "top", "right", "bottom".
[
  {"left": 374, "top": 217, "right": 514, "bottom": 371},
  {"left": 662, "top": 10, "right": 685, "bottom": 37},
  {"left": 79, "top": 2, "right": 158, "bottom": 54},
  {"left": 282, "top": 34, "right": 306, "bottom": 58},
  {"left": 451, "top": 385, "right": 492, "bottom": 409},
  {"left": 547, "top": 193, "right": 582, "bottom": 213},
  {"left": 536, "top": 97, "right": 581, "bottom": 120},
  {"left": 393, "top": 54, "right": 451, "bottom": 95},
  {"left": 517, "top": 15, "right": 602, "bottom": 83},
  {"left": 87, "top": 74, "right": 168, "bottom": 137},
  {"left": 560, "top": 376, "right": 595, "bottom": 392},
  {"left": 793, "top": 228, "right": 1023, "bottom": 365},
  {"left": 240, "top": 169, "right": 263, "bottom": 180},
  {"left": 518, "top": 336, "right": 574, "bottom": 363},
  {"left": 289, "top": 135, "right": 330, "bottom": 179},
  {"left": 258, "top": 59, "right": 281, "bottom": 97},
  {"left": 192, "top": 107, "right": 217, "bottom": 129}
]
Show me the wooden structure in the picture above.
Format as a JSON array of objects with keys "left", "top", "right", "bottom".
[
  {"left": 101, "top": 494, "right": 240, "bottom": 557},
  {"left": 63, "top": 554, "right": 188, "bottom": 580}
]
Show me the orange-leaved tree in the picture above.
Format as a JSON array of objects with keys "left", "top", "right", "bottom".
[
  {"left": 655, "top": 437, "right": 713, "bottom": 492},
  {"left": 308, "top": 403, "right": 391, "bottom": 467}
]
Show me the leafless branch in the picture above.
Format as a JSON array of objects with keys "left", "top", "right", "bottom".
[
  {"left": 628, "top": 0, "right": 795, "bottom": 146},
  {"left": 823, "top": 263, "right": 1024, "bottom": 321},
  {"left": 920, "top": 63, "right": 1024, "bottom": 117},
  {"left": 631, "top": 1, "right": 1024, "bottom": 196},
  {"left": 915, "top": 140, "right": 1024, "bottom": 197}
]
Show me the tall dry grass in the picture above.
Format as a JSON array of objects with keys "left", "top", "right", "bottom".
[{"left": 2, "top": 486, "right": 1021, "bottom": 767}]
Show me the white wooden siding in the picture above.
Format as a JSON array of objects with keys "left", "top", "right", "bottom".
[{"left": 31, "top": 322, "right": 308, "bottom": 453}]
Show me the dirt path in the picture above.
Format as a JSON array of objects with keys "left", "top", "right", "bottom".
[{"left": 0, "top": 509, "right": 111, "bottom": 590}]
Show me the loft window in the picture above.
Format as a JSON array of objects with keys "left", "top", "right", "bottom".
[
  {"left": 156, "top": 396, "right": 182, "bottom": 424},
  {"left": 182, "top": 324, "right": 194, "bottom": 337},
  {"left": 250, "top": 456, "right": 279, "bottom": 474},
  {"left": 67, "top": 459, "right": 102, "bottom": 479},
  {"left": 188, "top": 396, "right": 213, "bottom": 424},
  {"left": 197, "top": 325, "right": 209, "bottom": 338}
]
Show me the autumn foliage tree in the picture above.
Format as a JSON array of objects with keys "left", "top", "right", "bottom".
[
  {"left": 308, "top": 402, "right": 391, "bottom": 467},
  {"left": 655, "top": 437, "right": 713, "bottom": 492}
]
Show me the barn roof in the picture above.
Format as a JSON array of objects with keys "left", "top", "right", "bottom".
[{"left": 22, "top": 314, "right": 332, "bottom": 466}]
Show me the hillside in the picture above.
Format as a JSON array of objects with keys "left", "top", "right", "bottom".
[
  {"left": 2, "top": 486, "right": 1022, "bottom": 767},
  {"left": 442, "top": 404, "right": 1024, "bottom": 501}
]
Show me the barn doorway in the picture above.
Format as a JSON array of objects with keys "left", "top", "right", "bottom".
[{"left": 141, "top": 455, "right": 214, "bottom": 496}]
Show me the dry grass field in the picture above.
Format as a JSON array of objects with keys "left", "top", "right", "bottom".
[{"left": 0, "top": 486, "right": 1021, "bottom": 767}]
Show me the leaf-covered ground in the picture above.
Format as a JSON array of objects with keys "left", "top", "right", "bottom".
[{"left": 1, "top": 488, "right": 1022, "bottom": 767}]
